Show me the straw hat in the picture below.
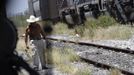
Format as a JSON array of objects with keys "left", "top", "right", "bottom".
[{"left": 26, "top": 15, "right": 40, "bottom": 23}]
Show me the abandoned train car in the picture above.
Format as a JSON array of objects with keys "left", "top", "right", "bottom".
[{"left": 28, "top": 0, "right": 134, "bottom": 24}]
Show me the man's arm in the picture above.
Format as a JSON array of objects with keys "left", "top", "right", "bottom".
[
  {"left": 38, "top": 24, "right": 46, "bottom": 39},
  {"left": 25, "top": 28, "right": 29, "bottom": 49},
  {"left": 41, "top": 29, "right": 46, "bottom": 39}
]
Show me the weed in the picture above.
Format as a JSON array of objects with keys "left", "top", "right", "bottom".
[
  {"left": 98, "top": 15, "right": 116, "bottom": 28},
  {"left": 110, "top": 69, "right": 122, "bottom": 75}
]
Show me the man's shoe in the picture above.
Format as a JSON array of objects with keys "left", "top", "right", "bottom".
[
  {"left": 42, "top": 66, "right": 50, "bottom": 69},
  {"left": 33, "top": 67, "right": 40, "bottom": 71}
]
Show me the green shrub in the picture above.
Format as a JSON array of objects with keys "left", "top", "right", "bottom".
[
  {"left": 98, "top": 15, "right": 116, "bottom": 28},
  {"left": 84, "top": 18, "right": 98, "bottom": 38},
  {"left": 83, "top": 16, "right": 117, "bottom": 39},
  {"left": 85, "top": 16, "right": 116, "bottom": 29},
  {"left": 53, "top": 22, "right": 75, "bottom": 35},
  {"left": 85, "top": 18, "right": 98, "bottom": 29}
]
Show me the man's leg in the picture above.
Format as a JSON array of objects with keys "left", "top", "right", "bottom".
[
  {"left": 36, "top": 40, "right": 47, "bottom": 69},
  {"left": 29, "top": 40, "right": 40, "bottom": 70}
]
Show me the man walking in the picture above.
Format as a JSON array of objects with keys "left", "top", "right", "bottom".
[{"left": 25, "top": 15, "right": 48, "bottom": 70}]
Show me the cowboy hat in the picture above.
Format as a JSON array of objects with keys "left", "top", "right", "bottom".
[{"left": 26, "top": 15, "right": 40, "bottom": 23}]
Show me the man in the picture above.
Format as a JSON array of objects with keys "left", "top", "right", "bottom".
[{"left": 25, "top": 15, "right": 48, "bottom": 70}]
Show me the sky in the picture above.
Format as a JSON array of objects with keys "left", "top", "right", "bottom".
[{"left": 7, "top": 0, "right": 28, "bottom": 15}]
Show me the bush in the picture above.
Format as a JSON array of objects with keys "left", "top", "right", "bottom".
[
  {"left": 84, "top": 18, "right": 98, "bottom": 38},
  {"left": 85, "top": 16, "right": 116, "bottom": 29},
  {"left": 98, "top": 15, "right": 116, "bottom": 28},
  {"left": 83, "top": 16, "right": 117, "bottom": 39},
  {"left": 85, "top": 18, "right": 98, "bottom": 29},
  {"left": 53, "top": 22, "right": 75, "bottom": 35}
]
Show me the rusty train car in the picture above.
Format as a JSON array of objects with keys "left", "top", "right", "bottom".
[{"left": 29, "top": 0, "right": 134, "bottom": 24}]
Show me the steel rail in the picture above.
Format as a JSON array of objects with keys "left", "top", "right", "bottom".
[
  {"left": 46, "top": 37, "right": 134, "bottom": 54},
  {"left": 81, "top": 57, "right": 134, "bottom": 75}
]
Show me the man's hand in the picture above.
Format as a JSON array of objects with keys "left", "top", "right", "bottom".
[{"left": 26, "top": 46, "right": 29, "bottom": 49}]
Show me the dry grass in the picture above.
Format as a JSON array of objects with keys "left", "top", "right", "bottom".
[
  {"left": 16, "top": 15, "right": 134, "bottom": 41},
  {"left": 94, "top": 25, "right": 133, "bottom": 40},
  {"left": 75, "top": 68, "right": 90, "bottom": 75},
  {"left": 45, "top": 47, "right": 79, "bottom": 65},
  {"left": 57, "top": 64, "right": 76, "bottom": 74},
  {"left": 53, "top": 23, "right": 134, "bottom": 40},
  {"left": 52, "top": 16, "right": 134, "bottom": 40},
  {"left": 52, "top": 22, "right": 75, "bottom": 35},
  {"left": 110, "top": 69, "right": 123, "bottom": 75},
  {"left": 57, "top": 64, "right": 90, "bottom": 75},
  {"left": 17, "top": 24, "right": 134, "bottom": 41},
  {"left": 17, "top": 27, "right": 26, "bottom": 36},
  {"left": 16, "top": 38, "right": 26, "bottom": 51},
  {"left": 82, "top": 25, "right": 134, "bottom": 40},
  {"left": 45, "top": 47, "right": 91, "bottom": 75}
]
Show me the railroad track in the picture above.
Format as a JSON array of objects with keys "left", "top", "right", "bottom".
[{"left": 46, "top": 36, "right": 134, "bottom": 75}]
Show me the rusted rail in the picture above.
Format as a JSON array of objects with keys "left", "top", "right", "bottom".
[
  {"left": 81, "top": 57, "right": 134, "bottom": 75},
  {"left": 46, "top": 37, "right": 134, "bottom": 54}
]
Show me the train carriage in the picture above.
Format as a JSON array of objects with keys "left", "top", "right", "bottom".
[{"left": 29, "top": 0, "right": 134, "bottom": 24}]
